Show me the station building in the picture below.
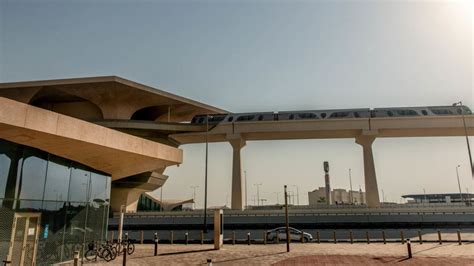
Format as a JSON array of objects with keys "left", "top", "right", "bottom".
[{"left": 0, "top": 76, "right": 224, "bottom": 265}]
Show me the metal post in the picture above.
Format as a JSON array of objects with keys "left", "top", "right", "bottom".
[
  {"left": 122, "top": 246, "right": 127, "bottom": 266},
  {"left": 301, "top": 231, "right": 304, "bottom": 243},
  {"left": 349, "top": 230, "right": 353, "bottom": 244},
  {"left": 382, "top": 231, "right": 386, "bottom": 244},
  {"left": 154, "top": 233, "right": 158, "bottom": 256},
  {"left": 232, "top": 231, "right": 235, "bottom": 245},
  {"left": 203, "top": 114, "right": 209, "bottom": 233},
  {"left": 247, "top": 232, "right": 251, "bottom": 245},
  {"left": 437, "top": 230, "right": 442, "bottom": 244},
  {"left": 185, "top": 232, "right": 189, "bottom": 245},
  {"left": 400, "top": 230, "right": 405, "bottom": 244},
  {"left": 264, "top": 231, "right": 267, "bottom": 245},
  {"left": 418, "top": 230, "right": 422, "bottom": 244},
  {"left": 111, "top": 231, "right": 115, "bottom": 242},
  {"left": 366, "top": 231, "right": 370, "bottom": 244},
  {"left": 333, "top": 231, "right": 337, "bottom": 244},
  {"left": 349, "top": 168, "right": 353, "bottom": 204},
  {"left": 73, "top": 251, "right": 79, "bottom": 266},
  {"left": 170, "top": 231, "right": 174, "bottom": 245},
  {"left": 284, "top": 185, "right": 290, "bottom": 252},
  {"left": 118, "top": 205, "right": 125, "bottom": 243},
  {"left": 125, "top": 232, "right": 129, "bottom": 241},
  {"left": 453, "top": 102, "right": 474, "bottom": 180},
  {"left": 456, "top": 165, "right": 464, "bottom": 203},
  {"left": 276, "top": 231, "right": 279, "bottom": 244},
  {"left": 316, "top": 231, "right": 320, "bottom": 244},
  {"left": 407, "top": 239, "right": 412, "bottom": 259},
  {"left": 201, "top": 230, "right": 204, "bottom": 245},
  {"left": 457, "top": 230, "right": 462, "bottom": 245},
  {"left": 207, "top": 258, "right": 213, "bottom": 266},
  {"left": 140, "top": 231, "right": 144, "bottom": 244}
]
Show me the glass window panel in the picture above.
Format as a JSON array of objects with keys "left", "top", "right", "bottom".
[
  {"left": 68, "top": 165, "right": 91, "bottom": 203},
  {"left": 44, "top": 155, "right": 71, "bottom": 202},
  {"left": 19, "top": 149, "right": 48, "bottom": 201},
  {"left": 89, "top": 173, "right": 107, "bottom": 204},
  {"left": 0, "top": 141, "right": 13, "bottom": 198}
]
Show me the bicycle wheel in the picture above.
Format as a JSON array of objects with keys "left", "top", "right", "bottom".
[
  {"left": 102, "top": 249, "right": 113, "bottom": 262},
  {"left": 85, "top": 249, "right": 97, "bottom": 261},
  {"left": 127, "top": 242, "right": 135, "bottom": 255},
  {"left": 109, "top": 246, "right": 117, "bottom": 260}
]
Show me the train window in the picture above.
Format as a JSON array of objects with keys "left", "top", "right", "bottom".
[
  {"left": 237, "top": 115, "right": 255, "bottom": 122},
  {"left": 228, "top": 116, "right": 234, "bottom": 122},
  {"left": 396, "top": 110, "right": 418, "bottom": 116},
  {"left": 387, "top": 111, "right": 393, "bottom": 117},
  {"left": 258, "top": 115, "right": 264, "bottom": 121},
  {"left": 289, "top": 114, "right": 294, "bottom": 120},
  {"left": 421, "top": 110, "right": 428, "bottom": 116},
  {"left": 321, "top": 113, "right": 327, "bottom": 118},
  {"left": 431, "top": 109, "right": 453, "bottom": 115},
  {"left": 329, "top": 112, "right": 350, "bottom": 118},
  {"left": 354, "top": 112, "right": 360, "bottom": 118},
  {"left": 297, "top": 113, "right": 317, "bottom": 119},
  {"left": 198, "top": 117, "right": 204, "bottom": 123}
]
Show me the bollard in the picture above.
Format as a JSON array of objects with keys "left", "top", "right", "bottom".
[
  {"left": 123, "top": 246, "right": 127, "bottom": 266},
  {"left": 316, "top": 231, "right": 320, "bottom": 244},
  {"left": 140, "top": 231, "right": 144, "bottom": 244},
  {"left": 457, "top": 230, "right": 462, "bottom": 245},
  {"left": 333, "top": 231, "right": 337, "bottom": 244},
  {"left": 125, "top": 232, "right": 129, "bottom": 241},
  {"left": 264, "top": 231, "right": 267, "bottom": 245},
  {"left": 349, "top": 230, "right": 353, "bottom": 244},
  {"left": 406, "top": 239, "right": 412, "bottom": 259},
  {"left": 232, "top": 231, "right": 235, "bottom": 245},
  {"left": 418, "top": 230, "right": 422, "bottom": 244},
  {"left": 154, "top": 232, "right": 158, "bottom": 256},
  {"left": 400, "top": 230, "right": 405, "bottom": 244},
  {"left": 207, "top": 258, "right": 213, "bottom": 266},
  {"left": 276, "top": 231, "right": 280, "bottom": 244},
  {"left": 185, "top": 232, "right": 189, "bottom": 245},
  {"left": 301, "top": 231, "right": 305, "bottom": 243},
  {"left": 366, "top": 231, "right": 370, "bottom": 244},
  {"left": 201, "top": 230, "right": 204, "bottom": 245},
  {"left": 247, "top": 232, "right": 251, "bottom": 245},
  {"left": 437, "top": 230, "right": 442, "bottom": 244},
  {"left": 170, "top": 231, "right": 174, "bottom": 245},
  {"left": 73, "top": 251, "right": 79, "bottom": 266},
  {"left": 382, "top": 231, "right": 386, "bottom": 244}
]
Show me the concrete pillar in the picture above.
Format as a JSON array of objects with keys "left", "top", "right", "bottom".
[
  {"left": 355, "top": 135, "right": 380, "bottom": 208},
  {"left": 229, "top": 138, "right": 246, "bottom": 210}
]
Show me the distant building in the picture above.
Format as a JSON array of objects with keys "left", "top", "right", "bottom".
[
  {"left": 137, "top": 192, "right": 194, "bottom": 211},
  {"left": 402, "top": 193, "right": 474, "bottom": 204},
  {"left": 308, "top": 187, "right": 366, "bottom": 205}
]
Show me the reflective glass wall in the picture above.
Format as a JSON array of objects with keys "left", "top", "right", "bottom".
[{"left": 0, "top": 139, "right": 111, "bottom": 265}]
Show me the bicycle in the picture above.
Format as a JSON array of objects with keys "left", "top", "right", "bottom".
[{"left": 85, "top": 241, "right": 113, "bottom": 262}]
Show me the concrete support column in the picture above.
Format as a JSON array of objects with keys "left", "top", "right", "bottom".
[
  {"left": 355, "top": 135, "right": 380, "bottom": 208},
  {"left": 229, "top": 138, "right": 246, "bottom": 210}
]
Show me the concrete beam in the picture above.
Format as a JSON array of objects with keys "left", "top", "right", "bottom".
[{"left": 355, "top": 135, "right": 380, "bottom": 208}]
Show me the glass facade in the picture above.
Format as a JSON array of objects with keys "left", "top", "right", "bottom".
[{"left": 0, "top": 139, "right": 111, "bottom": 265}]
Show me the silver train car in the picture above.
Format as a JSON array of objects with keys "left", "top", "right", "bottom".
[{"left": 191, "top": 105, "right": 472, "bottom": 125}]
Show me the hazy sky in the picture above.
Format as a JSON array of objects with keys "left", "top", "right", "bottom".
[{"left": 1, "top": 0, "right": 473, "bottom": 206}]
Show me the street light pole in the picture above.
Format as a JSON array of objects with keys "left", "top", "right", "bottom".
[
  {"left": 456, "top": 165, "right": 464, "bottom": 203},
  {"left": 291, "top": 185, "right": 300, "bottom": 205},
  {"left": 203, "top": 114, "right": 210, "bottom": 233},
  {"left": 349, "top": 168, "right": 353, "bottom": 205},
  {"left": 254, "top": 183, "right": 262, "bottom": 206},
  {"left": 453, "top": 101, "right": 474, "bottom": 180},
  {"left": 244, "top": 170, "right": 248, "bottom": 209}
]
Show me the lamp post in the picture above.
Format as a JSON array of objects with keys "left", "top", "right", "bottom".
[
  {"left": 349, "top": 168, "right": 353, "bottom": 205},
  {"left": 456, "top": 165, "right": 464, "bottom": 203},
  {"left": 244, "top": 170, "right": 248, "bottom": 209},
  {"left": 291, "top": 185, "right": 300, "bottom": 205},
  {"left": 453, "top": 101, "right": 473, "bottom": 180},
  {"left": 203, "top": 114, "right": 212, "bottom": 233},
  {"left": 254, "top": 183, "right": 262, "bottom": 206}
]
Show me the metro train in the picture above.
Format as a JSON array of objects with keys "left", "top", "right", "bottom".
[{"left": 190, "top": 105, "right": 472, "bottom": 125}]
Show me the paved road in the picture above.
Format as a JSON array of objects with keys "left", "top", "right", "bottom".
[{"left": 82, "top": 241, "right": 474, "bottom": 265}]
